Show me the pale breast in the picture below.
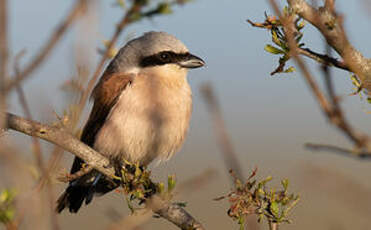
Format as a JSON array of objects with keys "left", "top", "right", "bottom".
[{"left": 93, "top": 73, "right": 192, "bottom": 166}]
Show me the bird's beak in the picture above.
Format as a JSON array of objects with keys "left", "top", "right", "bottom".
[{"left": 178, "top": 53, "right": 205, "bottom": 69}]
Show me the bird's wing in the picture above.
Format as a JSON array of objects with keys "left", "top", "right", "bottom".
[{"left": 70, "top": 68, "right": 133, "bottom": 174}]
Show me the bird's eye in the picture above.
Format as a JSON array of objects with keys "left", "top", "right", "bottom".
[{"left": 160, "top": 52, "right": 170, "bottom": 61}]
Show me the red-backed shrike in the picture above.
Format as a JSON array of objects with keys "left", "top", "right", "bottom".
[{"left": 57, "top": 31, "right": 204, "bottom": 213}]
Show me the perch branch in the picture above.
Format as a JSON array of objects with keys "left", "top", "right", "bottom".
[{"left": 4, "top": 112, "right": 205, "bottom": 230}]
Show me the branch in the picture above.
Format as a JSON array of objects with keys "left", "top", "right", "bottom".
[
  {"left": 200, "top": 84, "right": 244, "bottom": 182},
  {"left": 4, "top": 0, "right": 87, "bottom": 93},
  {"left": 268, "top": 0, "right": 371, "bottom": 156},
  {"left": 4, "top": 112, "right": 205, "bottom": 230},
  {"left": 269, "top": 221, "right": 279, "bottom": 230},
  {"left": 297, "top": 47, "right": 349, "bottom": 71},
  {"left": 75, "top": 1, "right": 145, "bottom": 125},
  {"left": 0, "top": 0, "right": 8, "bottom": 130},
  {"left": 287, "top": 0, "right": 371, "bottom": 92},
  {"left": 149, "top": 195, "right": 205, "bottom": 230},
  {"left": 57, "top": 165, "right": 93, "bottom": 183},
  {"left": 5, "top": 112, "right": 114, "bottom": 176},
  {"left": 305, "top": 143, "right": 371, "bottom": 160},
  {"left": 248, "top": 12, "right": 349, "bottom": 73},
  {"left": 13, "top": 51, "right": 60, "bottom": 230}
]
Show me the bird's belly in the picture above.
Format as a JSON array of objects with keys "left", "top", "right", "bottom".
[
  {"left": 115, "top": 113, "right": 187, "bottom": 165},
  {"left": 93, "top": 83, "right": 192, "bottom": 166}
]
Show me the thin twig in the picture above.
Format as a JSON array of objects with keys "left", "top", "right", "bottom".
[
  {"left": 75, "top": 2, "right": 144, "bottom": 126},
  {"left": 269, "top": 221, "right": 279, "bottom": 230},
  {"left": 14, "top": 50, "right": 46, "bottom": 176},
  {"left": 57, "top": 165, "right": 93, "bottom": 183},
  {"left": 305, "top": 143, "right": 371, "bottom": 160},
  {"left": 4, "top": 0, "right": 87, "bottom": 94},
  {"left": 0, "top": 0, "right": 8, "bottom": 131},
  {"left": 200, "top": 84, "right": 244, "bottom": 182},
  {"left": 268, "top": 0, "right": 371, "bottom": 156},
  {"left": 297, "top": 47, "right": 348, "bottom": 71},
  {"left": 13, "top": 51, "right": 60, "bottom": 230},
  {"left": 36, "top": 147, "right": 64, "bottom": 190},
  {"left": 287, "top": 0, "right": 371, "bottom": 92}
]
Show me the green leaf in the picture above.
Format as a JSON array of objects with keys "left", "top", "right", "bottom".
[
  {"left": 115, "top": 0, "right": 125, "bottom": 8},
  {"left": 125, "top": 196, "right": 135, "bottom": 214},
  {"left": 157, "top": 182, "right": 165, "bottom": 194},
  {"left": 264, "top": 45, "right": 284, "bottom": 55},
  {"left": 157, "top": 3, "right": 172, "bottom": 14},
  {"left": 128, "top": 12, "right": 142, "bottom": 22},
  {"left": 350, "top": 74, "right": 361, "bottom": 88},
  {"left": 167, "top": 175, "right": 176, "bottom": 192},
  {"left": 295, "top": 33, "right": 303, "bottom": 43},
  {"left": 238, "top": 216, "right": 245, "bottom": 230},
  {"left": 0, "top": 189, "right": 16, "bottom": 224},
  {"left": 284, "top": 66, "right": 295, "bottom": 73},
  {"left": 270, "top": 201, "right": 279, "bottom": 218},
  {"left": 283, "top": 6, "right": 289, "bottom": 16},
  {"left": 271, "top": 30, "right": 282, "bottom": 47},
  {"left": 175, "top": 202, "right": 187, "bottom": 207},
  {"left": 297, "top": 20, "right": 305, "bottom": 30},
  {"left": 281, "top": 179, "right": 289, "bottom": 190}
]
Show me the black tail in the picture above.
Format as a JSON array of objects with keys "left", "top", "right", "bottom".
[
  {"left": 56, "top": 172, "right": 118, "bottom": 213},
  {"left": 56, "top": 184, "right": 91, "bottom": 213}
]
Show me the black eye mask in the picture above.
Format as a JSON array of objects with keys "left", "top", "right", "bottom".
[{"left": 139, "top": 51, "right": 192, "bottom": 67}]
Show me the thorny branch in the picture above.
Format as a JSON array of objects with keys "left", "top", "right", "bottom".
[
  {"left": 265, "top": 0, "right": 371, "bottom": 157},
  {"left": 4, "top": 112, "right": 205, "bottom": 230}
]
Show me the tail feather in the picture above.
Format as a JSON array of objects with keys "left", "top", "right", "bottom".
[
  {"left": 85, "top": 173, "right": 102, "bottom": 205},
  {"left": 56, "top": 172, "right": 119, "bottom": 213},
  {"left": 56, "top": 185, "right": 90, "bottom": 213}
]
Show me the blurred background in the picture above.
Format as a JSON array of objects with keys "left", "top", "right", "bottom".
[{"left": 1, "top": 0, "right": 371, "bottom": 229}]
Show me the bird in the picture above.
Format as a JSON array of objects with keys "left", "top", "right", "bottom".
[{"left": 56, "top": 31, "right": 205, "bottom": 213}]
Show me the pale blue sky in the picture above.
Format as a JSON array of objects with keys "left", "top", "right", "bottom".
[
  {"left": 8, "top": 0, "right": 371, "bottom": 172},
  {"left": 5, "top": 1, "right": 371, "bottom": 229}
]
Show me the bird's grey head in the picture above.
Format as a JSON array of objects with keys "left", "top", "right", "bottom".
[{"left": 110, "top": 31, "right": 205, "bottom": 74}]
